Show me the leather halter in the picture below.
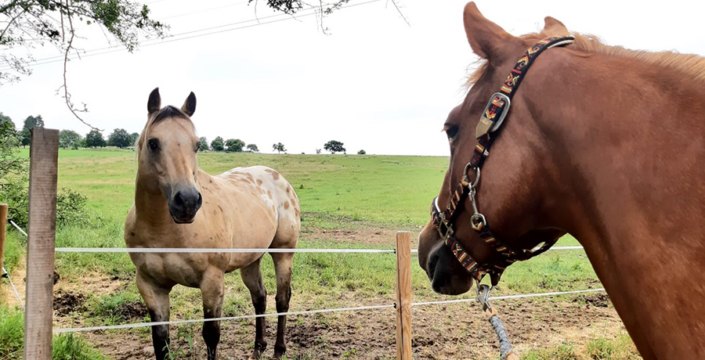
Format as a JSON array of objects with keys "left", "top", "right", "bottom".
[{"left": 431, "top": 36, "right": 575, "bottom": 287}]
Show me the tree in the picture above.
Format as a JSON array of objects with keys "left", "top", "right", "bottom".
[
  {"left": 1, "top": 1, "right": 167, "bottom": 129},
  {"left": 324, "top": 140, "right": 346, "bottom": 154},
  {"left": 211, "top": 136, "right": 225, "bottom": 152},
  {"left": 246, "top": 144, "right": 259, "bottom": 152},
  {"left": 130, "top": 132, "right": 140, "bottom": 147},
  {"left": 358, "top": 149, "right": 366, "bottom": 155},
  {"left": 316, "top": 149, "right": 322, "bottom": 154},
  {"left": 272, "top": 142, "right": 287, "bottom": 154},
  {"left": 21, "top": 115, "right": 44, "bottom": 147},
  {"left": 85, "top": 130, "right": 106, "bottom": 148},
  {"left": 199, "top": 137, "right": 209, "bottom": 151},
  {"left": 0, "top": 114, "right": 24, "bottom": 177},
  {"left": 59, "top": 130, "right": 81, "bottom": 149},
  {"left": 225, "top": 139, "right": 245, "bottom": 153},
  {"left": 108, "top": 128, "right": 132, "bottom": 148}
]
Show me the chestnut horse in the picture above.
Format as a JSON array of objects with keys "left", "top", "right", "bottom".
[
  {"left": 125, "top": 88, "right": 300, "bottom": 360},
  {"left": 418, "top": 3, "right": 705, "bottom": 359}
]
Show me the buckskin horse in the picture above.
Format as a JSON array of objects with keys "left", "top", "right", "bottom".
[
  {"left": 417, "top": 3, "right": 705, "bottom": 359},
  {"left": 125, "top": 88, "right": 301, "bottom": 360}
]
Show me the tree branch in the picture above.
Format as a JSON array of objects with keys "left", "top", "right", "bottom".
[{"left": 59, "top": 0, "right": 100, "bottom": 131}]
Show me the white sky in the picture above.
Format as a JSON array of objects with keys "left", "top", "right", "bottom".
[{"left": 1, "top": 0, "right": 704, "bottom": 155}]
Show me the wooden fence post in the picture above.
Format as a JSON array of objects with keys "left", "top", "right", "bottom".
[
  {"left": 0, "top": 203, "right": 7, "bottom": 276},
  {"left": 395, "top": 231, "right": 412, "bottom": 360},
  {"left": 24, "top": 128, "right": 59, "bottom": 360}
]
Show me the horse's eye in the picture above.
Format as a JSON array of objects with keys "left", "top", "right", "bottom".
[
  {"left": 194, "top": 143, "right": 200, "bottom": 152},
  {"left": 148, "top": 138, "right": 159, "bottom": 151},
  {"left": 445, "top": 125, "right": 459, "bottom": 140}
]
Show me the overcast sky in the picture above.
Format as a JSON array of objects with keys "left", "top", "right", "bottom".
[{"left": 2, "top": 0, "right": 704, "bottom": 155}]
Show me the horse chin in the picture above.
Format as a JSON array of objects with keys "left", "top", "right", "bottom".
[{"left": 169, "top": 211, "right": 197, "bottom": 224}]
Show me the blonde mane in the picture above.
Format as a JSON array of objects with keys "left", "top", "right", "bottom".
[{"left": 466, "top": 31, "right": 705, "bottom": 87}]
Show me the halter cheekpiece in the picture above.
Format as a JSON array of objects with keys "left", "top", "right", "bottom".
[{"left": 431, "top": 36, "right": 575, "bottom": 287}]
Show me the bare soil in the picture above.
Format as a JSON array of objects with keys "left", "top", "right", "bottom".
[
  {"left": 70, "top": 293, "right": 624, "bottom": 360},
  {"left": 6, "top": 224, "right": 631, "bottom": 360}
]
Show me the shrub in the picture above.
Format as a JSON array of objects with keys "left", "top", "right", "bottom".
[
  {"left": 0, "top": 182, "right": 91, "bottom": 229},
  {"left": 0, "top": 305, "right": 107, "bottom": 360}
]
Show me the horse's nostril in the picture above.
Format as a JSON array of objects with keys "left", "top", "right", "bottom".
[
  {"left": 196, "top": 192, "right": 203, "bottom": 207},
  {"left": 428, "top": 253, "right": 438, "bottom": 279},
  {"left": 174, "top": 191, "right": 185, "bottom": 207}
]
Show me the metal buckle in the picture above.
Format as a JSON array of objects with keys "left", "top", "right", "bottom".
[{"left": 486, "top": 92, "right": 511, "bottom": 133}]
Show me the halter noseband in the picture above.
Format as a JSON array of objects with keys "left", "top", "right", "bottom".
[{"left": 431, "top": 36, "right": 575, "bottom": 287}]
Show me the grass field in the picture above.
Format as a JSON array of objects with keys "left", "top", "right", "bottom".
[{"left": 0, "top": 148, "right": 640, "bottom": 359}]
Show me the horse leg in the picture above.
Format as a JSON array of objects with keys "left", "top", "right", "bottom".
[
  {"left": 240, "top": 257, "right": 268, "bottom": 359},
  {"left": 200, "top": 269, "right": 225, "bottom": 360},
  {"left": 137, "top": 273, "right": 172, "bottom": 360},
  {"left": 270, "top": 252, "right": 293, "bottom": 360}
]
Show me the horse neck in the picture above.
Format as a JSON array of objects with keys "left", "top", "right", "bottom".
[{"left": 518, "top": 52, "right": 705, "bottom": 357}]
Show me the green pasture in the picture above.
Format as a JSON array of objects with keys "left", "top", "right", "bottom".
[{"left": 0, "top": 148, "right": 633, "bottom": 359}]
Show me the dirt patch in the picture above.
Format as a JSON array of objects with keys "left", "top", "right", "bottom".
[
  {"left": 99, "top": 301, "right": 149, "bottom": 321},
  {"left": 304, "top": 227, "right": 419, "bottom": 247},
  {"left": 54, "top": 290, "right": 86, "bottom": 315},
  {"left": 82, "top": 294, "right": 628, "bottom": 360},
  {"left": 576, "top": 293, "right": 610, "bottom": 308}
]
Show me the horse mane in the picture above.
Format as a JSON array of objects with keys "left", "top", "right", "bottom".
[
  {"left": 466, "top": 30, "right": 705, "bottom": 87},
  {"left": 136, "top": 106, "right": 195, "bottom": 151}
]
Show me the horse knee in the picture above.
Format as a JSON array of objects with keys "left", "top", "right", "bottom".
[
  {"left": 275, "top": 286, "right": 291, "bottom": 312},
  {"left": 251, "top": 288, "right": 267, "bottom": 313}
]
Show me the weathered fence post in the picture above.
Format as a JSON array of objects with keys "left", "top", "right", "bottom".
[
  {"left": 395, "top": 231, "right": 412, "bottom": 360},
  {"left": 24, "top": 128, "right": 59, "bottom": 360},
  {"left": 0, "top": 203, "right": 7, "bottom": 277}
]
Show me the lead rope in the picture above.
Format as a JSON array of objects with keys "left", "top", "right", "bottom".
[{"left": 477, "top": 284, "right": 518, "bottom": 360}]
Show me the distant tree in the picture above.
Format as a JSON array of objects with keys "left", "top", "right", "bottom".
[
  {"left": 272, "top": 142, "right": 287, "bottom": 154},
  {"left": 85, "top": 130, "right": 106, "bottom": 148},
  {"left": 211, "top": 136, "right": 225, "bottom": 152},
  {"left": 78, "top": 138, "right": 87, "bottom": 148},
  {"left": 0, "top": 113, "right": 15, "bottom": 131},
  {"left": 324, "top": 140, "right": 346, "bottom": 154},
  {"left": 108, "top": 128, "right": 132, "bottom": 148},
  {"left": 246, "top": 144, "right": 259, "bottom": 152},
  {"left": 21, "top": 115, "right": 44, "bottom": 146},
  {"left": 225, "top": 139, "right": 245, "bottom": 152},
  {"left": 199, "top": 137, "right": 209, "bottom": 151},
  {"left": 315, "top": 148, "right": 322, "bottom": 154},
  {"left": 357, "top": 149, "right": 366, "bottom": 155},
  {"left": 59, "top": 130, "right": 81, "bottom": 149},
  {"left": 130, "top": 132, "right": 140, "bottom": 147},
  {"left": 0, "top": 113, "right": 18, "bottom": 144},
  {"left": 0, "top": 114, "right": 24, "bottom": 177}
]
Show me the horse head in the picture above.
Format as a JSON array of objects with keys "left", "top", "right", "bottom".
[
  {"left": 418, "top": 2, "right": 571, "bottom": 295},
  {"left": 137, "top": 88, "right": 202, "bottom": 224}
]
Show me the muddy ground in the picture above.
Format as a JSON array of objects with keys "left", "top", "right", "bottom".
[
  {"left": 2, "top": 224, "right": 630, "bottom": 359},
  {"left": 51, "top": 291, "right": 622, "bottom": 360}
]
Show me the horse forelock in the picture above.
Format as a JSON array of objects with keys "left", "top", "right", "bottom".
[
  {"left": 136, "top": 106, "right": 196, "bottom": 153},
  {"left": 465, "top": 30, "right": 705, "bottom": 88}
]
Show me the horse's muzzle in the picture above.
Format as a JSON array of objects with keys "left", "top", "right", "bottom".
[
  {"left": 168, "top": 188, "right": 202, "bottom": 224},
  {"left": 418, "top": 226, "right": 473, "bottom": 295}
]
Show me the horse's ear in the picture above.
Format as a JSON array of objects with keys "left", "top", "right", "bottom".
[
  {"left": 148, "top": 87, "right": 161, "bottom": 114},
  {"left": 181, "top": 92, "right": 196, "bottom": 117},
  {"left": 543, "top": 16, "right": 569, "bottom": 37},
  {"left": 463, "top": 2, "right": 521, "bottom": 63}
]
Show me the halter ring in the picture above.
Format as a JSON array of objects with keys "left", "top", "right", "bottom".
[{"left": 463, "top": 163, "right": 481, "bottom": 189}]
